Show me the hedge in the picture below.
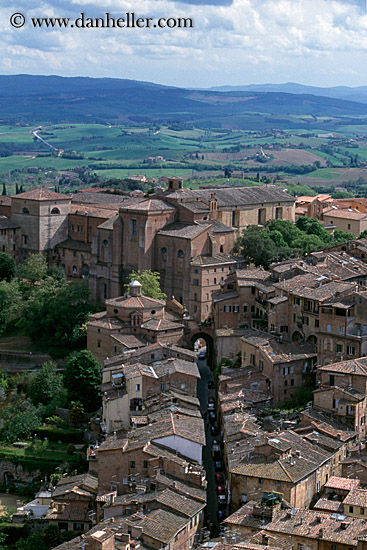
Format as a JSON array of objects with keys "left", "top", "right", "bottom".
[{"left": 34, "top": 427, "right": 84, "bottom": 444}]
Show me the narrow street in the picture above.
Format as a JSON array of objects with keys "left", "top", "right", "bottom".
[{"left": 196, "top": 353, "right": 219, "bottom": 534}]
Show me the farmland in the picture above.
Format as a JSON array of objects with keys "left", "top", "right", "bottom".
[{"left": 1, "top": 121, "right": 367, "bottom": 196}]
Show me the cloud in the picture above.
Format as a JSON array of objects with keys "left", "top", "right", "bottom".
[{"left": 1, "top": 0, "right": 367, "bottom": 86}]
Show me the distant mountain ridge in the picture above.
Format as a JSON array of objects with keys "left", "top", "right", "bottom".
[
  {"left": 209, "top": 82, "right": 367, "bottom": 104},
  {"left": 1, "top": 75, "right": 367, "bottom": 127}
]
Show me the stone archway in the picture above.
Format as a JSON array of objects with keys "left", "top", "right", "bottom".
[
  {"left": 190, "top": 332, "right": 215, "bottom": 368},
  {"left": 292, "top": 331, "right": 303, "bottom": 342}
]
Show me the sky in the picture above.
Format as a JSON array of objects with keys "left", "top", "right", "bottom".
[{"left": 1, "top": 0, "right": 367, "bottom": 88}]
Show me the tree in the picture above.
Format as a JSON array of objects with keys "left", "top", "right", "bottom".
[
  {"left": 0, "top": 279, "right": 23, "bottom": 334},
  {"left": 64, "top": 351, "right": 101, "bottom": 412},
  {"left": 43, "top": 525, "right": 62, "bottom": 549},
  {"left": 360, "top": 230, "right": 367, "bottom": 239},
  {"left": 29, "top": 361, "right": 66, "bottom": 411},
  {"left": 21, "top": 278, "right": 93, "bottom": 354},
  {"left": 295, "top": 217, "right": 331, "bottom": 243},
  {"left": 2, "top": 183, "right": 6, "bottom": 196},
  {"left": 235, "top": 226, "right": 277, "bottom": 269},
  {"left": 18, "top": 253, "right": 48, "bottom": 283},
  {"left": 334, "top": 230, "right": 354, "bottom": 243},
  {"left": 0, "top": 252, "right": 15, "bottom": 281},
  {"left": 127, "top": 270, "right": 166, "bottom": 300},
  {"left": 69, "top": 401, "right": 85, "bottom": 427},
  {"left": 2, "top": 403, "right": 41, "bottom": 442}
]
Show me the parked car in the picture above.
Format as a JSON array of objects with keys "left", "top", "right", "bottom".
[
  {"left": 215, "top": 460, "right": 224, "bottom": 471},
  {"left": 208, "top": 411, "right": 217, "bottom": 424},
  {"left": 218, "top": 509, "right": 226, "bottom": 521},
  {"left": 208, "top": 380, "right": 215, "bottom": 389},
  {"left": 198, "top": 350, "right": 206, "bottom": 359},
  {"left": 218, "top": 494, "right": 227, "bottom": 507},
  {"left": 208, "top": 396, "right": 215, "bottom": 404},
  {"left": 212, "top": 448, "right": 221, "bottom": 459},
  {"left": 212, "top": 439, "right": 221, "bottom": 448},
  {"left": 210, "top": 425, "right": 219, "bottom": 436},
  {"left": 207, "top": 402, "right": 215, "bottom": 411},
  {"left": 216, "top": 485, "right": 226, "bottom": 495},
  {"left": 215, "top": 473, "right": 225, "bottom": 485}
]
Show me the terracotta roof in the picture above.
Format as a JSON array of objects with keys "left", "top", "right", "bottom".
[
  {"left": 232, "top": 430, "right": 333, "bottom": 483},
  {"left": 314, "top": 497, "right": 344, "bottom": 513},
  {"left": 154, "top": 471, "right": 206, "bottom": 501},
  {"left": 70, "top": 205, "right": 116, "bottom": 218},
  {"left": 120, "top": 199, "right": 175, "bottom": 212},
  {"left": 106, "top": 294, "right": 165, "bottom": 309},
  {"left": 265, "top": 508, "right": 367, "bottom": 546},
  {"left": 0, "top": 216, "right": 18, "bottom": 229},
  {"left": 318, "top": 358, "right": 367, "bottom": 376},
  {"left": 324, "top": 208, "right": 367, "bottom": 220},
  {"left": 46, "top": 501, "right": 90, "bottom": 522},
  {"left": 13, "top": 188, "right": 70, "bottom": 201},
  {"left": 343, "top": 489, "right": 367, "bottom": 507},
  {"left": 158, "top": 222, "right": 211, "bottom": 239},
  {"left": 141, "top": 318, "right": 183, "bottom": 331},
  {"left": 110, "top": 333, "right": 147, "bottom": 349}
]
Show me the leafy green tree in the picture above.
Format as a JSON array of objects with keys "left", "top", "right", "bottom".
[
  {"left": 64, "top": 351, "right": 101, "bottom": 412},
  {"left": 16, "top": 531, "right": 47, "bottom": 550},
  {"left": 268, "top": 219, "right": 302, "bottom": 247},
  {"left": 43, "top": 525, "right": 62, "bottom": 549},
  {"left": 334, "top": 230, "right": 355, "bottom": 243},
  {"left": 29, "top": 361, "right": 66, "bottom": 411},
  {"left": 21, "top": 278, "right": 93, "bottom": 354},
  {"left": 2, "top": 403, "right": 41, "bottom": 442},
  {"left": 234, "top": 226, "right": 277, "bottom": 269},
  {"left": 69, "top": 401, "right": 85, "bottom": 427},
  {"left": 360, "top": 230, "right": 367, "bottom": 239},
  {"left": 295, "top": 216, "right": 332, "bottom": 243},
  {"left": 18, "top": 253, "right": 48, "bottom": 283},
  {"left": 0, "top": 279, "right": 23, "bottom": 334},
  {"left": 0, "top": 252, "right": 15, "bottom": 282},
  {"left": 292, "top": 233, "right": 324, "bottom": 254},
  {"left": 127, "top": 270, "right": 166, "bottom": 300}
]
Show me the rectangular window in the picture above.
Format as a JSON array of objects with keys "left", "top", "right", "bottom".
[
  {"left": 349, "top": 506, "right": 354, "bottom": 513},
  {"left": 214, "top": 278, "right": 217, "bottom": 284},
  {"left": 130, "top": 461, "right": 135, "bottom": 468},
  {"left": 193, "top": 279, "right": 199, "bottom": 286},
  {"left": 97, "top": 340, "right": 101, "bottom": 348},
  {"left": 250, "top": 354, "right": 255, "bottom": 365},
  {"left": 291, "top": 379, "right": 294, "bottom": 386},
  {"left": 131, "top": 219, "right": 137, "bottom": 236},
  {"left": 144, "top": 460, "right": 148, "bottom": 469},
  {"left": 243, "top": 305, "right": 248, "bottom": 312},
  {"left": 224, "top": 305, "right": 231, "bottom": 312},
  {"left": 259, "top": 360, "right": 264, "bottom": 369},
  {"left": 135, "top": 384, "right": 140, "bottom": 391},
  {"left": 315, "top": 319, "right": 319, "bottom": 328},
  {"left": 347, "top": 345, "right": 356, "bottom": 356},
  {"left": 233, "top": 305, "right": 239, "bottom": 313},
  {"left": 336, "top": 344, "right": 343, "bottom": 353},
  {"left": 194, "top": 293, "right": 197, "bottom": 301},
  {"left": 327, "top": 324, "right": 332, "bottom": 332}
]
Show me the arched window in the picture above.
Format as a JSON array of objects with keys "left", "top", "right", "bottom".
[
  {"left": 102, "top": 239, "right": 108, "bottom": 247},
  {"left": 51, "top": 207, "right": 60, "bottom": 214},
  {"left": 22, "top": 207, "right": 29, "bottom": 214},
  {"left": 161, "top": 247, "right": 167, "bottom": 255},
  {"left": 177, "top": 249, "right": 185, "bottom": 258},
  {"left": 220, "top": 245, "right": 224, "bottom": 253}
]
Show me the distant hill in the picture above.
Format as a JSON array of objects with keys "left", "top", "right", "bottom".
[
  {"left": 1, "top": 75, "right": 367, "bottom": 127},
  {"left": 209, "top": 82, "right": 367, "bottom": 104}
]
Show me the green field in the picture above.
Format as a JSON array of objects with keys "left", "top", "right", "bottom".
[{"left": 2, "top": 121, "right": 367, "bottom": 194}]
